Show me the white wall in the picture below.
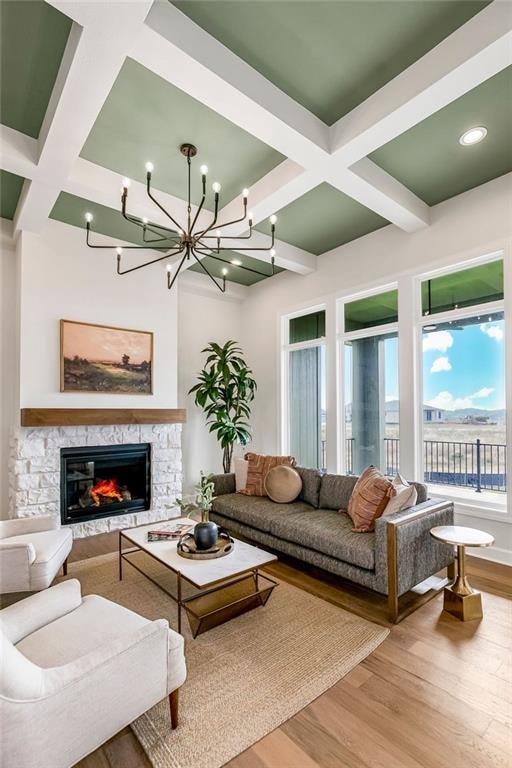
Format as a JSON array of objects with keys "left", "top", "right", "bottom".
[
  {"left": 0, "top": 220, "right": 18, "bottom": 515},
  {"left": 18, "top": 220, "right": 178, "bottom": 408},
  {"left": 178, "top": 282, "right": 244, "bottom": 493},
  {"left": 241, "top": 174, "right": 512, "bottom": 562}
]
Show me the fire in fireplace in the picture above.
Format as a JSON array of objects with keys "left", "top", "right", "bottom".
[{"left": 60, "top": 444, "right": 151, "bottom": 524}]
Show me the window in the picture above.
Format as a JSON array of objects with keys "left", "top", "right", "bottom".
[
  {"left": 284, "top": 309, "right": 326, "bottom": 469},
  {"left": 420, "top": 259, "right": 506, "bottom": 495},
  {"left": 342, "top": 289, "right": 399, "bottom": 476}
]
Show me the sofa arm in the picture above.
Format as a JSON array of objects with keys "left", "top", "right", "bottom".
[
  {"left": 0, "top": 579, "right": 83, "bottom": 644},
  {"left": 212, "top": 473, "right": 236, "bottom": 496},
  {"left": 0, "top": 515, "right": 59, "bottom": 539},
  {"left": 42, "top": 618, "right": 171, "bottom": 697},
  {"left": 0, "top": 542, "right": 36, "bottom": 595},
  {"left": 375, "top": 499, "right": 454, "bottom": 598}
]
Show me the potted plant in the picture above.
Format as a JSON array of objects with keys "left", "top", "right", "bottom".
[
  {"left": 177, "top": 472, "right": 218, "bottom": 550},
  {"left": 189, "top": 340, "right": 256, "bottom": 472}
]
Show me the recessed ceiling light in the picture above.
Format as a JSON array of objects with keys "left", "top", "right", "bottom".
[
  {"left": 231, "top": 259, "right": 241, "bottom": 266},
  {"left": 459, "top": 126, "right": 487, "bottom": 146}
]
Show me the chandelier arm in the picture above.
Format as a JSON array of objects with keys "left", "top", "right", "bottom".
[
  {"left": 199, "top": 228, "right": 275, "bottom": 253},
  {"left": 199, "top": 204, "right": 248, "bottom": 235},
  {"left": 193, "top": 193, "right": 219, "bottom": 239},
  {"left": 117, "top": 247, "right": 183, "bottom": 275},
  {"left": 191, "top": 248, "right": 226, "bottom": 293},
  {"left": 201, "top": 224, "right": 253, "bottom": 241},
  {"left": 146, "top": 176, "right": 186, "bottom": 233},
  {"left": 122, "top": 191, "right": 182, "bottom": 242},
  {"left": 86, "top": 223, "right": 171, "bottom": 251},
  {"left": 190, "top": 192, "right": 206, "bottom": 233},
  {"left": 167, "top": 251, "right": 190, "bottom": 291},
  {"left": 194, "top": 249, "right": 275, "bottom": 278}
]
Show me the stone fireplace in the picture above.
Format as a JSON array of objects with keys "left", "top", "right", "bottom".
[{"left": 9, "top": 422, "right": 182, "bottom": 537}]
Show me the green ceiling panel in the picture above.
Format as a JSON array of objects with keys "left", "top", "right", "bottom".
[
  {"left": 258, "top": 183, "right": 387, "bottom": 255},
  {"left": 0, "top": 169, "right": 24, "bottom": 220},
  {"left": 50, "top": 191, "right": 155, "bottom": 245},
  {"left": 49, "top": 191, "right": 280, "bottom": 286},
  {"left": 173, "top": 1, "right": 489, "bottom": 125},
  {"left": 189, "top": 251, "right": 282, "bottom": 286},
  {"left": 81, "top": 58, "right": 284, "bottom": 206},
  {"left": 370, "top": 66, "right": 512, "bottom": 205},
  {"left": 0, "top": 0, "right": 72, "bottom": 138}
]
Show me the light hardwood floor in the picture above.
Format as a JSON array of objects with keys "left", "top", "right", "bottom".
[{"left": 71, "top": 532, "right": 512, "bottom": 768}]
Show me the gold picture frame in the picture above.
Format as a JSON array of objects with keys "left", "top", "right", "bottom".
[{"left": 60, "top": 319, "right": 154, "bottom": 395}]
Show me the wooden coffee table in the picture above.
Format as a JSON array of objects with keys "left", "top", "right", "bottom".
[
  {"left": 119, "top": 518, "right": 278, "bottom": 637},
  {"left": 430, "top": 525, "right": 494, "bottom": 621}
]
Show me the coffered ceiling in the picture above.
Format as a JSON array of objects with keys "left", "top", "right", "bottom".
[
  {"left": 0, "top": 0, "right": 510, "bottom": 288},
  {"left": 370, "top": 65, "right": 512, "bottom": 205},
  {"left": 80, "top": 57, "right": 284, "bottom": 206},
  {"left": 174, "top": 0, "right": 490, "bottom": 125}
]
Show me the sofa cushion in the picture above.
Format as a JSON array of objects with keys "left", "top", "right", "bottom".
[
  {"left": 319, "top": 474, "right": 358, "bottom": 511},
  {"left": 347, "top": 465, "right": 396, "bottom": 532},
  {"left": 270, "top": 509, "right": 375, "bottom": 570},
  {"left": 212, "top": 493, "right": 311, "bottom": 533},
  {"left": 295, "top": 467, "right": 322, "bottom": 508},
  {"left": 239, "top": 452, "right": 296, "bottom": 497},
  {"left": 264, "top": 465, "right": 302, "bottom": 503}
]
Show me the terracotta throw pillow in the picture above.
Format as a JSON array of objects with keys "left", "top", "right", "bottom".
[
  {"left": 346, "top": 465, "right": 396, "bottom": 532},
  {"left": 239, "top": 452, "right": 296, "bottom": 497}
]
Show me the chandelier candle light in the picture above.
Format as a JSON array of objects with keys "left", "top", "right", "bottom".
[{"left": 84, "top": 143, "right": 278, "bottom": 293}]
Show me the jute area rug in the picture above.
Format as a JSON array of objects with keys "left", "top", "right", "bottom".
[{"left": 63, "top": 552, "right": 389, "bottom": 768}]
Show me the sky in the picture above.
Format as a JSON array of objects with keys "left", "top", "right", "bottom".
[
  {"left": 62, "top": 321, "right": 152, "bottom": 364},
  {"left": 422, "top": 317, "right": 505, "bottom": 411},
  {"left": 344, "top": 316, "right": 505, "bottom": 412}
]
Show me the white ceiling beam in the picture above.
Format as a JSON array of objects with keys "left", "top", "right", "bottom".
[
  {"left": 139, "top": 1, "right": 330, "bottom": 168},
  {"left": 327, "top": 160, "right": 431, "bottom": 232},
  {"left": 132, "top": 1, "right": 435, "bottom": 232},
  {"left": 14, "top": 1, "right": 153, "bottom": 234},
  {"left": 329, "top": 1, "right": 512, "bottom": 165}
]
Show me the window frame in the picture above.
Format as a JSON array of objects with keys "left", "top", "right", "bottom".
[
  {"left": 337, "top": 283, "right": 399, "bottom": 474},
  {"left": 281, "top": 304, "right": 327, "bottom": 464},
  {"left": 415, "top": 252, "right": 507, "bottom": 512}
]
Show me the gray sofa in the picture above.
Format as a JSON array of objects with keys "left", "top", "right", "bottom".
[{"left": 211, "top": 469, "right": 455, "bottom": 622}]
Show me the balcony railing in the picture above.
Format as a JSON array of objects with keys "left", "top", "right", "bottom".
[{"left": 343, "top": 437, "right": 506, "bottom": 493}]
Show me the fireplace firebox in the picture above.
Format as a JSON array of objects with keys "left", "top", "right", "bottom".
[{"left": 60, "top": 444, "right": 151, "bottom": 525}]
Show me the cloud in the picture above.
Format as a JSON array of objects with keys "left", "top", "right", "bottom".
[
  {"left": 473, "top": 387, "right": 494, "bottom": 399},
  {"left": 480, "top": 323, "right": 503, "bottom": 342},
  {"left": 426, "top": 387, "right": 494, "bottom": 411},
  {"left": 423, "top": 330, "right": 453, "bottom": 353},
  {"left": 430, "top": 356, "right": 452, "bottom": 373}
]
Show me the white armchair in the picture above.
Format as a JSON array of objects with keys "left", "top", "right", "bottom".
[
  {"left": 0, "top": 515, "right": 72, "bottom": 594},
  {"left": 0, "top": 579, "right": 187, "bottom": 768}
]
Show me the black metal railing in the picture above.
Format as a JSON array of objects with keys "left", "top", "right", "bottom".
[{"left": 344, "top": 437, "right": 506, "bottom": 492}]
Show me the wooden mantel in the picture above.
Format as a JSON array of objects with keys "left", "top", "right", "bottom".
[{"left": 20, "top": 408, "right": 187, "bottom": 427}]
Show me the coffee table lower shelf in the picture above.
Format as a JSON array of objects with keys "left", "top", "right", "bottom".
[
  {"left": 182, "top": 572, "right": 277, "bottom": 637},
  {"left": 118, "top": 531, "right": 277, "bottom": 638}
]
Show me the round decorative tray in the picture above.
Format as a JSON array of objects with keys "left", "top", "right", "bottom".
[{"left": 177, "top": 529, "right": 234, "bottom": 560}]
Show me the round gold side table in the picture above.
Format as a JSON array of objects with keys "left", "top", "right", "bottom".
[{"left": 430, "top": 525, "right": 494, "bottom": 621}]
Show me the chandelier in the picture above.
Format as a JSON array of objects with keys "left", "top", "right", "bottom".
[{"left": 84, "top": 142, "right": 278, "bottom": 293}]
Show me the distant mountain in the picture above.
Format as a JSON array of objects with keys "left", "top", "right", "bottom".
[
  {"left": 344, "top": 400, "right": 506, "bottom": 424},
  {"left": 446, "top": 408, "right": 506, "bottom": 424}
]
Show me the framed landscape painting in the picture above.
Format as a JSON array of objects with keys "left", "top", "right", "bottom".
[{"left": 60, "top": 320, "right": 153, "bottom": 394}]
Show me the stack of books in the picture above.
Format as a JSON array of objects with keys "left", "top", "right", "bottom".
[{"left": 147, "top": 522, "right": 194, "bottom": 542}]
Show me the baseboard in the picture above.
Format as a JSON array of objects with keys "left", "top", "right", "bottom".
[{"left": 467, "top": 546, "right": 512, "bottom": 567}]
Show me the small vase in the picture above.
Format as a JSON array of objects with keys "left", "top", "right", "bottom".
[{"left": 193, "top": 509, "right": 218, "bottom": 550}]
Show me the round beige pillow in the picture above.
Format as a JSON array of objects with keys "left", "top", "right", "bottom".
[{"left": 264, "top": 465, "right": 302, "bottom": 503}]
